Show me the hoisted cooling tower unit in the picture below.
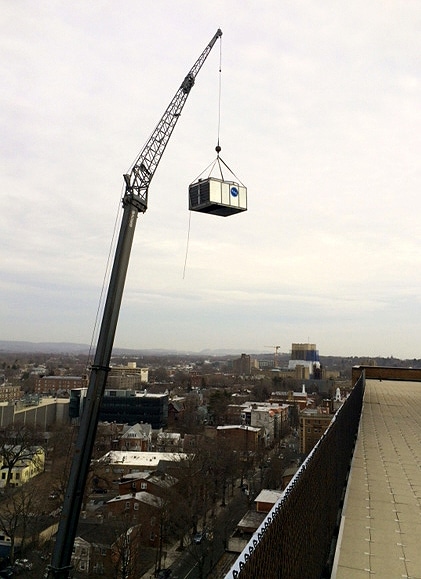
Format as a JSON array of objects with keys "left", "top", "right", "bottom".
[{"left": 188, "top": 152, "right": 247, "bottom": 217}]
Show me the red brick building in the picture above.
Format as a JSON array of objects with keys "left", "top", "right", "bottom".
[
  {"left": 299, "top": 408, "right": 333, "bottom": 454},
  {"left": 35, "top": 375, "right": 87, "bottom": 394},
  {"left": 117, "top": 472, "right": 177, "bottom": 498},
  {"left": 104, "top": 492, "right": 163, "bottom": 547},
  {"left": 216, "top": 425, "right": 261, "bottom": 453},
  {"left": 0, "top": 382, "right": 21, "bottom": 402}
]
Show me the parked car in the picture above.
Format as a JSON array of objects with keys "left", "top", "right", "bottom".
[
  {"left": 193, "top": 530, "right": 206, "bottom": 544},
  {"left": 157, "top": 570, "right": 172, "bottom": 579}
]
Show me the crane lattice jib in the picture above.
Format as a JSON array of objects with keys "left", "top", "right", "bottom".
[{"left": 124, "top": 28, "right": 222, "bottom": 212}]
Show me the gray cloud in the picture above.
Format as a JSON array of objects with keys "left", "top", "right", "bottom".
[{"left": 1, "top": 1, "right": 420, "bottom": 357}]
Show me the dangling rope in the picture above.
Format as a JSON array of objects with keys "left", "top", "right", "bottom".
[{"left": 182, "top": 211, "right": 192, "bottom": 280}]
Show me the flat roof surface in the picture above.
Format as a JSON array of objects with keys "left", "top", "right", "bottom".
[
  {"left": 255, "top": 489, "right": 284, "bottom": 504},
  {"left": 102, "top": 450, "right": 189, "bottom": 467},
  {"left": 332, "top": 379, "right": 421, "bottom": 578}
]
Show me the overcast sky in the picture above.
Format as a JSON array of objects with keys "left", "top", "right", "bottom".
[{"left": 1, "top": 1, "right": 420, "bottom": 358}]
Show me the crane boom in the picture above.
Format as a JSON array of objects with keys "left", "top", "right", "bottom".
[
  {"left": 47, "top": 29, "right": 222, "bottom": 579},
  {"left": 124, "top": 28, "right": 222, "bottom": 212}
]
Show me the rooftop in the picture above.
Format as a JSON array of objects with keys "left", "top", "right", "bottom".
[
  {"left": 217, "top": 425, "right": 260, "bottom": 432},
  {"left": 107, "top": 491, "right": 163, "bottom": 508},
  {"left": 332, "top": 379, "right": 421, "bottom": 578},
  {"left": 101, "top": 450, "right": 189, "bottom": 467},
  {"left": 255, "top": 489, "right": 284, "bottom": 504}
]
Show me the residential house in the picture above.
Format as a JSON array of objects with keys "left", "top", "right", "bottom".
[
  {"left": 119, "top": 423, "right": 152, "bottom": 452},
  {"left": 72, "top": 536, "right": 91, "bottom": 575},
  {"left": 60, "top": 519, "right": 147, "bottom": 577},
  {"left": 281, "top": 465, "right": 298, "bottom": 489},
  {"left": 156, "top": 431, "right": 181, "bottom": 452},
  {"left": 241, "top": 403, "right": 290, "bottom": 445},
  {"left": 117, "top": 471, "right": 177, "bottom": 498},
  {"left": 70, "top": 521, "right": 125, "bottom": 577},
  {"left": 0, "top": 446, "right": 45, "bottom": 488},
  {"left": 216, "top": 425, "right": 261, "bottom": 453},
  {"left": 104, "top": 492, "right": 163, "bottom": 548},
  {"left": 167, "top": 398, "right": 185, "bottom": 427},
  {"left": 225, "top": 403, "right": 249, "bottom": 425},
  {"left": 182, "top": 433, "right": 202, "bottom": 452}
]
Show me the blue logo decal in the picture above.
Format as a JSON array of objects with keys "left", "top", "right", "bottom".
[{"left": 230, "top": 186, "right": 239, "bottom": 197}]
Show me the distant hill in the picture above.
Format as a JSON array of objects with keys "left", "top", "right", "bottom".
[
  {"left": 0, "top": 340, "right": 249, "bottom": 357},
  {"left": 0, "top": 341, "right": 92, "bottom": 354}
]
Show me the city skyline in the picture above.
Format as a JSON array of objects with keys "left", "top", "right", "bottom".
[{"left": 1, "top": 2, "right": 420, "bottom": 359}]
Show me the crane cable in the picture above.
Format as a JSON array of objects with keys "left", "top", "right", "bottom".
[
  {"left": 216, "top": 35, "right": 223, "bottom": 155},
  {"left": 183, "top": 34, "right": 223, "bottom": 280},
  {"left": 214, "top": 35, "right": 244, "bottom": 185},
  {"left": 187, "top": 35, "right": 244, "bottom": 187},
  {"left": 87, "top": 195, "right": 124, "bottom": 368}
]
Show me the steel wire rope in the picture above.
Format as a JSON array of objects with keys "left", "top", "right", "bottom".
[
  {"left": 214, "top": 36, "right": 246, "bottom": 186},
  {"left": 86, "top": 190, "right": 124, "bottom": 370},
  {"left": 215, "top": 155, "right": 246, "bottom": 185},
  {"left": 216, "top": 33, "right": 223, "bottom": 153},
  {"left": 188, "top": 157, "right": 219, "bottom": 184},
  {"left": 87, "top": 102, "right": 178, "bottom": 362}
]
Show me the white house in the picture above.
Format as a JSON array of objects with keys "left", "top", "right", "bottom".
[{"left": 0, "top": 446, "right": 45, "bottom": 488}]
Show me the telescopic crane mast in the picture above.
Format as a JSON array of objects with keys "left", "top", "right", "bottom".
[{"left": 47, "top": 29, "right": 222, "bottom": 579}]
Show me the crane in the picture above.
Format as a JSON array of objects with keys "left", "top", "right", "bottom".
[
  {"left": 47, "top": 29, "right": 222, "bottom": 579},
  {"left": 265, "top": 345, "right": 281, "bottom": 368}
]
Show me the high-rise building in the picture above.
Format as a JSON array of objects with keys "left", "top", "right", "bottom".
[
  {"left": 107, "top": 362, "right": 148, "bottom": 390},
  {"left": 233, "top": 353, "right": 258, "bottom": 376},
  {"left": 288, "top": 342, "right": 320, "bottom": 378},
  {"left": 69, "top": 388, "right": 168, "bottom": 429}
]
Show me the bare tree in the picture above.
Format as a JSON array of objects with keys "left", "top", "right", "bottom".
[
  {"left": 0, "top": 425, "right": 44, "bottom": 488},
  {"left": 207, "top": 390, "right": 231, "bottom": 426},
  {"left": 0, "top": 485, "right": 39, "bottom": 561},
  {"left": 163, "top": 482, "right": 192, "bottom": 552},
  {"left": 161, "top": 454, "right": 205, "bottom": 549},
  {"left": 111, "top": 520, "right": 142, "bottom": 579}
]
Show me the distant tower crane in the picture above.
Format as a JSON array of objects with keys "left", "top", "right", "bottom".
[
  {"left": 265, "top": 345, "right": 281, "bottom": 368},
  {"left": 47, "top": 29, "right": 222, "bottom": 579}
]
